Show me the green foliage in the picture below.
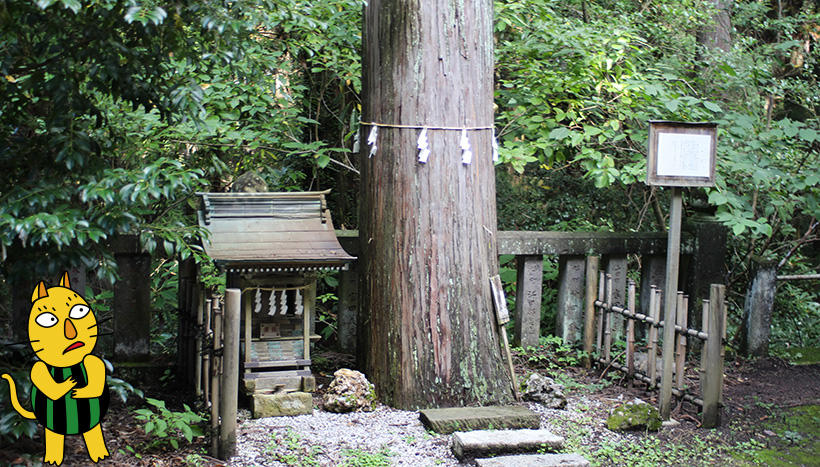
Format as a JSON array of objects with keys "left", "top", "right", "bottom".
[
  {"left": 512, "top": 335, "right": 584, "bottom": 372},
  {"left": 266, "top": 428, "right": 323, "bottom": 467},
  {"left": 339, "top": 447, "right": 394, "bottom": 467},
  {"left": 133, "top": 398, "right": 205, "bottom": 451}
]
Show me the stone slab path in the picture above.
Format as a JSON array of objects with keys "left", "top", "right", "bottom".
[
  {"left": 451, "top": 428, "right": 565, "bottom": 460},
  {"left": 419, "top": 405, "right": 541, "bottom": 434}
]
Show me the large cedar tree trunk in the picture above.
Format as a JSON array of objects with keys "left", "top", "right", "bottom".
[{"left": 359, "top": 0, "right": 513, "bottom": 409}]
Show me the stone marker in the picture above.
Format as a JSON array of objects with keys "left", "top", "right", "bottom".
[
  {"left": 474, "top": 453, "right": 590, "bottom": 467},
  {"left": 419, "top": 406, "right": 540, "bottom": 434},
  {"left": 252, "top": 391, "right": 313, "bottom": 418},
  {"left": 322, "top": 368, "right": 376, "bottom": 413},
  {"left": 451, "top": 429, "right": 564, "bottom": 460}
]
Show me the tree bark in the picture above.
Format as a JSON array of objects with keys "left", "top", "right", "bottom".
[
  {"left": 359, "top": 0, "right": 512, "bottom": 409},
  {"left": 697, "top": 0, "right": 733, "bottom": 54}
]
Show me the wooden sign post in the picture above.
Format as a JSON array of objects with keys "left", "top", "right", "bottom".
[
  {"left": 647, "top": 121, "right": 717, "bottom": 419},
  {"left": 490, "top": 275, "right": 520, "bottom": 401}
]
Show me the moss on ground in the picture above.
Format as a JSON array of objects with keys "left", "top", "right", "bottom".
[
  {"left": 733, "top": 404, "right": 820, "bottom": 466},
  {"left": 776, "top": 347, "right": 820, "bottom": 365}
]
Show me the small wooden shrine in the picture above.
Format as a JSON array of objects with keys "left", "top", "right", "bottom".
[{"left": 197, "top": 190, "right": 354, "bottom": 399}]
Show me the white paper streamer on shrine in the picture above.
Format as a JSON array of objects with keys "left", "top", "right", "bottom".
[
  {"left": 254, "top": 288, "right": 262, "bottom": 313},
  {"left": 417, "top": 128, "right": 430, "bottom": 163},
  {"left": 492, "top": 129, "right": 499, "bottom": 162},
  {"left": 460, "top": 129, "right": 473, "bottom": 165},
  {"left": 367, "top": 126, "right": 378, "bottom": 158},
  {"left": 267, "top": 290, "right": 277, "bottom": 316},
  {"left": 294, "top": 289, "right": 303, "bottom": 315}
]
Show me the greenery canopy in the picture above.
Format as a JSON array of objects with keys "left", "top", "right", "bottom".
[{"left": 0, "top": 0, "right": 816, "bottom": 339}]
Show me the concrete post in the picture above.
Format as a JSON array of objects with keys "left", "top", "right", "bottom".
[
  {"left": 337, "top": 262, "right": 359, "bottom": 354},
  {"left": 605, "top": 255, "right": 627, "bottom": 339},
  {"left": 513, "top": 255, "right": 543, "bottom": 349},
  {"left": 684, "top": 215, "right": 728, "bottom": 330},
  {"left": 113, "top": 242, "right": 152, "bottom": 361},
  {"left": 740, "top": 259, "right": 777, "bottom": 357},
  {"left": 555, "top": 255, "right": 586, "bottom": 346}
]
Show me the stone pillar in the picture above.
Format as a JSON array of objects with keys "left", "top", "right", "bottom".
[
  {"left": 684, "top": 215, "right": 728, "bottom": 330},
  {"left": 513, "top": 255, "right": 543, "bottom": 349},
  {"left": 113, "top": 236, "right": 152, "bottom": 361},
  {"left": 740, "top": 259, "right": 777, "bottom": 357},
  {"left": 605, "top": 255, "right": 627, "bottom": 339},
  {"left": 337, "top": 262, "right": 359, "bottom": 354},
  {"left": 639, "top": 255, "right": 666, "bottom": 315},
  {"left": 555, "top": 255, "right": 586, "bottom": 346}
]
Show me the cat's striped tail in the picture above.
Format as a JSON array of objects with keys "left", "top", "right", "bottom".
[{"left": 1, "top": 374, "right": 36, "bottom": 419}]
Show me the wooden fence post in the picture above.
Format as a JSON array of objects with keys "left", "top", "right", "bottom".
[
  {"left": 219, "top": 289, "right": 241, "bottom": 459},
  {"left": 702, "top": 284, "right": 725, "bottom": 428},
  {"left": 210, "top": 297, "right": 222, "bottom": 456},
  {"left": 195, "top": 288, "right": 204, "bottom": 397},
  {"left": 626, "top": 279, "right": 636, "bottom": 385},
  {"left": 583, "top": 256, "right": 600, "bottom": 368}
]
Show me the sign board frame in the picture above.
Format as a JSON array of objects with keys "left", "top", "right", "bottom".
[{"left": 646, "top": 121, "right": 717, "bottom": 187}]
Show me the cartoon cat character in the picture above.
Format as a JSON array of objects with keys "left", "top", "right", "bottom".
[{"left": 2, "top": 272, "right": 110, "bottom": 465}]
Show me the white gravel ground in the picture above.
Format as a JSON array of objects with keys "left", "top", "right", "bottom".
[
  {"left": 231, "top": 403, "right": 462, "bottom": 466},
  {"left": 231, "top": 392, "right": 643, "bottom": 466}
]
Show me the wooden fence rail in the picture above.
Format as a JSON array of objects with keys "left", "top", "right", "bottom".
[{"left": 592, "top": 273, "right": 726, "bottom": 427}]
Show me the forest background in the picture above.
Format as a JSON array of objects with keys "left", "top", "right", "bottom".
[{"left": 0, "top": 0, "right": 817, "bottom": 419}]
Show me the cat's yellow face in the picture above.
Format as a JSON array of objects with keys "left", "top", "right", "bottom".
[{"left": 29, "top": 274, "right": 98, "bottom": 368}]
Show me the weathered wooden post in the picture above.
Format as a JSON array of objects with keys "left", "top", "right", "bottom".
[
  {"left": 195, "top": 288, "right": 204, "bottom": 397},
  {"left": 210, "top": 297, "right": 221, "bottom": 455},
  {"left": 626, "top": 279, "right": 636, "bottom": 385},
  {"left": 739, "top": 258, "right": 777, "bottom": 357},
  {"left": 583, "top": 256, "right": 600, "bottom": 368},
  {"left": 514, "top": 255, "right": 543, "bottom": 349},
  {"left": 556, "top": 255, "right": 586, "bottom": 346},
  {"left": 219, "top": 289, "right": 240, "bottom": 459},
  {"left": 702, "top": 284, "right": 725, "bottom": 427},
  {"left": 646, "top": 121, "right": 717, "bottom": 419}
]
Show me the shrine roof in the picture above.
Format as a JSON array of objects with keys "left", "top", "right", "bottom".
[{"left": 197, "top": 190, "right": 355, "bottom": 270}]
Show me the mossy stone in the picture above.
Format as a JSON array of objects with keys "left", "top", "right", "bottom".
[{"left": 606, "top": 399, "right": 662, "bottom": 431}]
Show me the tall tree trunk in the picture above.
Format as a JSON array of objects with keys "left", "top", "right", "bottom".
[
  {"left": 359, "top": 0, "right": 512, "bottom": 409},
  {"left": 697, "top": 0, "right": 733, "bottom": 54}
]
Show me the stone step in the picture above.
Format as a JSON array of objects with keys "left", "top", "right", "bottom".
[
  {"left": 451, "top": 429, "right": 564, "bottom": 460},
  {"left": 475, "top": 453, "right": 590, "bottom": 467},
  {"left": 419, "top": 406, "right": 541, "bottom": 434},
  {"left": 252, "top": 391, "right": 313, "bottom": 418}
]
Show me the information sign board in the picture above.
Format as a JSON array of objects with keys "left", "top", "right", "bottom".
[{"left": 647, "top": 121, "right": 717, "bottom": 187}]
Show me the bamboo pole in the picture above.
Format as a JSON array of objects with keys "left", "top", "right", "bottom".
[
  {"left": 660, "top": 187, "right": 683, "bottom": 419},
  {"left": 626, "top": 279, "right": 636, "bottom": 386},
  {"left": 604, "top": 274, "right": 613, "bottom": 364},
  {"left": 583, "top": 256, "right": 600, "bottom": 368},
  {"left": 675, "top": 293, "right": 687, "bottom": 391},
  {"left": 699, "top": 299, "right": 710, "bottom": 396},
  {"left": 596, "top": 271, "right": 605, "bottom": 357},
  {"left": 219, "top": 289, "right": 241, "bottom": 460},
  {"left": 648, "top": 287, "right": 659, "bottom": 388},
  {"left": 203, "top": 298, "right": 212, "bottom": 405},
  {"left": 195, "top": 288, "right": 204, "bottom": 397},
  {"left": 702, "top": 284, "right": 725, "bottom": 428},
  {"left": 244, "top": 290, "right": 252, "bottom": 373},
  {"left": 210, "top": 297, "right": 222, "bottom": 456}
]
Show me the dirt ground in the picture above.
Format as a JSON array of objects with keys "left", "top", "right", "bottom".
[{"left": 1, "top": 355, "right": 818, "bottom": 466}]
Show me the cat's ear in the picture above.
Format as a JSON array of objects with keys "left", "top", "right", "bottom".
[
  {"left": 31, "top": 281, "right": 48, "bottom": 302},
  {"left": 59, "top": 272, "right": 71, "bottom": 289}
]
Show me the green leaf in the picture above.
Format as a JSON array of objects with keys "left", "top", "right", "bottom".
[
  {"left": 703, "top": 101, "right": 722, "bottom": 113},
  {"left": 732, "top": 223, "right": 746, "bottom": 236},
  {"left": 548, "top": 127, "right": 570, "bottom": 140}
]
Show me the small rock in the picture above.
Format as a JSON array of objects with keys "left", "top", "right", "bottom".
[
  {"left": 763, "top": 430, "right": 776, "bottom": 437},
  {"left": 322, "top": 368, "right": 376, "bottom": 413},
  {"left": 230, "top": 170, "right": 268, "bottom": 193},
  {"left": 522, "top": 373, "right": 567, "bottom": 409},
  {"left": 662, "top": 418, "right": 680, "bottom": 428},
  {"left": 606, "top": 398, "right": 662, "bottom": 431}
]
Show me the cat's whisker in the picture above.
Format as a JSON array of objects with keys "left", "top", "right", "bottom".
[
  {"left": 94, "top": 316, "right": 113, "bottom": 325},
  {"left": 3, "top": 339, "right": 38, "bottom": 346},
  {"left": 31, "top": 348, "right": 44, "bottom": 354},
  {"left": 88, "top": 332, "right": 113, "bottom": 338}
]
